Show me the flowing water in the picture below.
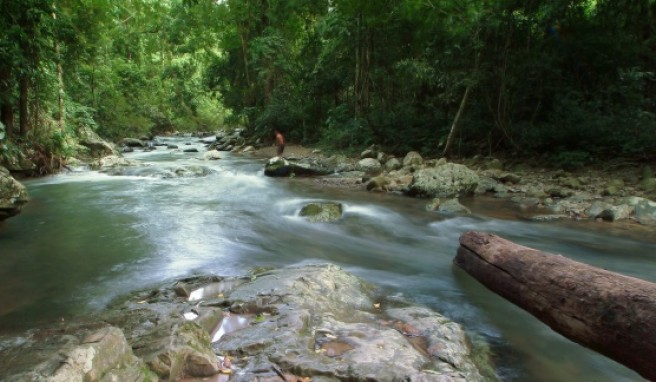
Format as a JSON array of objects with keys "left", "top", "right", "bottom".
[{"left": 1, "top": 137, "right": 655, "bottom": 381}]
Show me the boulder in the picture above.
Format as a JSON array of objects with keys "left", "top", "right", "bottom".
[
  {"left": 498, "top": 172, "right": 522, "bottom": 184},
  {"left": 0, "top": 325, "right": 157, "bottom": 382},
  {"left": 199, "top": 136, "right": 217, "bottom": 144},
  {"left": 120, "top": 138, "right": 145, "bottom": 148},
  {"left": 78, "top": 126, "right": 117, "bottom": 158},
  {"left": 475, "top": 176, "right": 508, "bottom": 195},
  {"left": 1, "top": 151, "right": 37, "bottom": 173},
  {"left": 132, "top": 321, "right": 220, "bottom": 380},
  {"left": 641, "top": 177, "right": 656, "bottom": 193},
  {"left": 299, "top": 202, "right": 343, "bottom": 222},
  {"left": 334, "top": 156, "right": 356, "bottom": 173},
  {"left": 385, "top": 157, "right": 402, "bottom": 171},
  {"left": 216, "top": 264, "right": 493, "bottom": 381},
  {"left": 94, "top": 155, "right": 139, "bottom": 168},
  {"left": 264, "top": 156, "right": 291, "bottom": 177},
  {"left": 290, "top": 157, "right": 335, "bottom": 176},
  {"left": 203, "top": 150, "right": 222, "bottom": 160},
  {"left": 0, "top": 265, "right": 494, "bottom": 382},
  {"left": 403, "top": 151, "right": 424, "bottom": 167},
  {"left": 602, "top": 178, "right": 625, "bottom": 196},
  {"left": 360, "top": 147, "right": 378, "bottom": 159},
  {"left": 559, "top": 177, "right": 582, "bottom": 189},
  {"left": 426, "top": 198, "right": 471, "bottom": 214},
  {"left": 365, "top": 176, "right": 389, "bottom": 192},
  {"left": 624, "top": 196, "right": 656, "bottom": 224},
  {"left": 264, "top": 157, "right": 335, "bottom": 177},
  {"left": 183, "top": 147, "right": 199, "bottom": 153},
  {"left": 356, "top": 158, "right": 382, "bottom": 175},
  {"left": 595, "top": 204, "right": 633, "bottom": 222},
  {"left": 407, "top": 163, "right": 479, "bottom": 198},
  {"left": 481, "top": 158, "right": 503, "bottom": 171},
  {"left": 0, "top": 166, "right": 29, "bottom": 221}
]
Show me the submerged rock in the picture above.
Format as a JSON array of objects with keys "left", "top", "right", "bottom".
[{"left": 102, "top": 164, "right": 214, "bottom": 178}]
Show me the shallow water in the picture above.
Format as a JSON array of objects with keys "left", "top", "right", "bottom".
[{"left": 0, "top": 137, "right": 654, "bottom": 381}]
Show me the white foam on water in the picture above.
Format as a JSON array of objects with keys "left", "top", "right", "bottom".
[
  {"left": 342, "top": 203, "right": 406, "bottom": 223},
  {"left": 27, "top": 171, "right": 155, "bottom": 186},
  {"left": 216, "top": 170, "right": 268, "bottom": 188}
]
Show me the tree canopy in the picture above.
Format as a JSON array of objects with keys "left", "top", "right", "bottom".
[{"left": 1, "top": 0, "right": 654, "bottom": 167}]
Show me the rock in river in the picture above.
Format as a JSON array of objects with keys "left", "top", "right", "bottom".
[
  {"left": 264, "top": 156, "right": 335, "bottom": 177},
  {"left": 0, "top": 165, "right": 28, "bottom": 221},
  {"left": 299, "top": 202, "right": 343, "bottom": 222},
  {"left": 0, "top": 264, "right": 495, "bottom": 381}
]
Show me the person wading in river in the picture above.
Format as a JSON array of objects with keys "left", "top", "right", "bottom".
[{"left": 274, "top": 129, "right": 285, "bottom": 157}]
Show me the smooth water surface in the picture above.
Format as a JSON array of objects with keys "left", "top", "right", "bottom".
[{"left": 1, "top": 137, "right": 654, "bottom": 381}]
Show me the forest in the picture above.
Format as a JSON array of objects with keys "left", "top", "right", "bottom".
[{"left": 1, "top": 0, "right": 655, "bottom": 169}]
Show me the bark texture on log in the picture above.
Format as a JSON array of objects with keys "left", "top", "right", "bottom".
[{"left": 454, "top": 231, "right": 656, "bottom": 381}]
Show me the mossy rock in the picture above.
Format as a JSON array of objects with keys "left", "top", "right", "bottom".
[{"left": 299, "top": 202, "right": 343, "bottom": 223}]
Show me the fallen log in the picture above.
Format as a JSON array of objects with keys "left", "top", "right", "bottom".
[{"left": 454, "top": 231, "right": 656, "bottom": 381}]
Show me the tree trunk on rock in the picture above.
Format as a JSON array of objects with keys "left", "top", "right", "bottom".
[{"left": 454, "top": 231, "right": 656, "bottom": 381}]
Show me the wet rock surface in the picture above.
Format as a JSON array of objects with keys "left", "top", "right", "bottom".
[
  {"left": 0, "top": 324, "right": 157, "bottom": 382},
  {"left": 256, "top": 145, "right": 656, "bottom": 229},
  {"left": 264, "top": 156, "right": 335, "bottom": 177},
  {"left": 299, "top": 202, "right": 343, "bottom": 223},
  {"left": 0, "top": 165, "right": 29, "bottom": 221},
  {"left": 0, "top": 264, "right": 495, "bottom": 381}
]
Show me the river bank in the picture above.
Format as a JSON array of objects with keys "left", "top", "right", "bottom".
[{"left": 251, "top": 143, "right": 656, "bottom": 243}]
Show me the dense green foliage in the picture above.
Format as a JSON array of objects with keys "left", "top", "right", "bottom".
[
  {"left": 209, "top": 0, "right": 656, "bottom": 159},
  {"left": 0, "top": 0, "right": 226, "bottom": 169},
  {"left": 1, "top": 0, "right": 654, "bottom": 166}
]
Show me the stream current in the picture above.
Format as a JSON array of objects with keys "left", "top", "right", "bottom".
[{"left": 1, "top": 137, "right": 654, "bottom": 381}]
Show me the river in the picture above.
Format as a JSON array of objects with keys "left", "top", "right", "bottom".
[{"left": 1, "top": 137, "right": 654, "bottom": 381}]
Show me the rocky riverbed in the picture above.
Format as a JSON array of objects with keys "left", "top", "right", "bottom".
[
  {"left": 0, "top": 264, "right": 496, "bottom": 381},
  {"left": 253, "top": 143, "right": 656, "bottom": 236}
]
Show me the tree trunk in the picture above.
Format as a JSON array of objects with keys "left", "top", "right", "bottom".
[
  {"left": 19, "top": 76, "right": 29, "bottom": 136},
  {"left": 442, "top": 84, "right": 471, "bottom": 157},
  {"left": 0, "top": 69, "right": 14, "bottom": 141},
  {"left": 454, "top": 231, "right": 656, "bottom": 381},
  {"left": 1, "top": 103, "right": 14, "bottom": 141},
  {"left": 53, "top": 3, "right": 64, "bottom": 130}
]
